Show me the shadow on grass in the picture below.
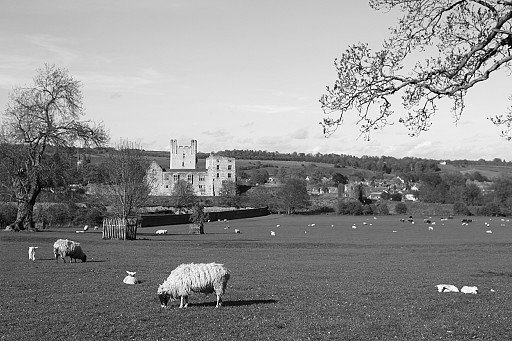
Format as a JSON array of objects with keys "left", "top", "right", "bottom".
[
  {"left": 472, "top": 270, "right": 512, "bottom": 278},
  {"left": 189, "top": 299, "right": 277, "bottom": 307}
]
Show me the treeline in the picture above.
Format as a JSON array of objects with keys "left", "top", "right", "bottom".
[{"left": 214, "top": 149, "right": 511, "bottom": 175}]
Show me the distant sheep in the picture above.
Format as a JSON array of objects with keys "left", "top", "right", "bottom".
[
  {"left": 123, "top": 271, "right": 140, "bottom": 285},
  {"left": 157, "top": 263, "right": 230, "bottom": 308},
  {"left": 155, "top": 229, "right": 168, "bottom": 235},
  {"left": 436, "top": 284, "right": 459, "bottom": 293},
  {"left": 53, "top": 239, "right": 87, "bottom": 263},
  {"left": 461, "top": 286, "right": 479, "bottom": 294},
  {"left": 270, "top": 231, "right": 276, "bottom": 236},
  {"left": 28, "top": 246, "right": 38, "bottom": 261},
  {"left": 234, "top": 229, "right": 240, "bottom": 234}
]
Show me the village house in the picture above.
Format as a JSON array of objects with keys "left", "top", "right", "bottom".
[{"left": 148, "top": 139, "right": 236, "bottom": 196}]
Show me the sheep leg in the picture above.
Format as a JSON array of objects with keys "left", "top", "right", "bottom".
[
  {"left": 184, "top": 296, "right": 189, "bottom": 308},
  {"left": 216, "top": 294, "right": 222, "bottom": 308},
  {"left": 179, "top": 296, "right": 185, "bottom": 308}
]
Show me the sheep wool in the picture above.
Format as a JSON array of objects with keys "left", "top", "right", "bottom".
[
  {"left": 157, "top": 263, "right": 230, "bottom": 309},
  {"left": 53, "top": 239, "right": 87, "bottom": 263}
]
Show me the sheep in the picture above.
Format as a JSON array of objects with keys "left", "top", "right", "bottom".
[
  {"left": 123, "top": 271, "right": 140, "bottom": 285},
  {"left": 28, "top": 246, "right": 38, "bottom": 261},
  {"left": 53, "top": 239, "right": 87, "bottom": 263},
  {"left": 234, "top": 229, "right": 240, "bottom": 234},
  {"left": 461, "top": 286, "right": 478, "bottom": 294},
  {"left": 270, "top": 231, "right": 276, "bottom": 236},
  {"left": 155, "top": 229, "right": 168, "bottom": 235},
  {"left": 428, "top": 226, "right": 434, "bottom": 231},
  {"left": 436, "top": 284, "right": 459, "bottom": 293},
  {"left": 83, "top": 225, "right": 89, "bottom": 231},
  {"left": 157, "top": 263, "right": 230, "bottom": 308}
]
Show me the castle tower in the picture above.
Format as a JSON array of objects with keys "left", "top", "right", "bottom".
[{"left": 170, "top": 139, "right": 197, "bottom": 169}]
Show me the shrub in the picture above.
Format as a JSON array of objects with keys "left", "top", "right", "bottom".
[
  {"left": 477, "top": 202, "right": 501, "bottom": 217},
  {"left": 453, "top": 202, "right": 471, "bottom": 215},
  {"left": 46, "top": 203, "right": 72, "bottom": 226},
  {"left": 395, "top": 202, "right": 408, "bottom": 214},
  {"left": 337, "top": 200, "right": 363, "bottom": 215},
  {"left": 362, "top": 205, "right": 374, "bottom": 215},
  {"left": 377, "top": 203, "right": 390, "bottom": 215},
  {"left": 0, "top": 203, "right": 18, "bottom": 227}
]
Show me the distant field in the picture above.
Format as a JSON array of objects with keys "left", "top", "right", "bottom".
[
  {"left": 2, "top": 215, "right": 512, "bottom": 340},
  {"left": 440, "top": 164, "right": 512, "bottom": 179}
]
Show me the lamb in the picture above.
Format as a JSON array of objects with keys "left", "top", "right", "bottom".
[
  {"left": 436, "top": 284, "right": 459, "bottom": 292},
  {"left": 53, "top": 239, "right": 87, "bottom": 263},
  {"left": 28, "top": 246, "right": 38, "bottom": 261},
  {"left": 123, "top": 271, "right": 140, "bottom": 285},
  {"left": 461, "top": 286, "right": 479, "bottom": 294},
  {"left": 157, "top": 263, "right": 230, "bottom": 309},
  {"left": 155, "top": 229, "right": 168, "bottom": 235}
]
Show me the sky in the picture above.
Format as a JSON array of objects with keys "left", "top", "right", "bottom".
[{"left": 0, "top": 0, "right": 511, "bottom": 161}]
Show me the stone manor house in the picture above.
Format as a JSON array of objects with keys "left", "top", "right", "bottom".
[{"left": 148, "top": 139, "right": 236, "bottom": 196}]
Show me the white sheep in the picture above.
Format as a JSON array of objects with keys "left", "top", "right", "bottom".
[
  {"left": 157, "top": 263, "right": 230, "bottom": 308},
  {"left": 436, "top": 284, "right": 459, "bottom": 293},
  {"left": 28, "top": 246, "right": 38, "bottom": 261},
  {"left": 270, "top": 231, "right": 276, "bottom": 236},
  {"left": 123, "top": 271, "right": 140, "bottom": 285},
  {"left": 83, "top": 225, "right": 89, "bottom": 231},
  {"left": 53, "top": 239, "right": 87, "bottom": 263},
  {"left": 234, "top": 229, "right": 240, "bottom": 234},
  {"left": 461, "top": 286, "right": 478, "bottom": 294},
  {"left": 428, "top": 226, "right": 434, "bottom": 231},
  {"left": 155, "top": 229, "right": 168, "bottom": 235}
]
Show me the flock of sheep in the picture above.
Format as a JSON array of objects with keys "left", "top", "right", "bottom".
[{"left": 28, "top": 238, "right": 231, "bottom": 309}]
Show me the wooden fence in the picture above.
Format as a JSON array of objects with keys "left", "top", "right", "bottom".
[{"left": 102, "top": 217, "right": 138, "bottom": 240}]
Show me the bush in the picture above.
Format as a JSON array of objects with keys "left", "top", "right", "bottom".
[
  {"left": 377, "top": 203, "right": 390, "bottom": 215},
  {"left": 337, "top": 200, "right": 364, "bottom": 215},
  {"left": 46, "top": 203, "right": 72, "bottom": 226},
  {"left": 362, "top": 204, "right": 374, "bottom": 215},
  {"left": 477, "top": 202, "right": 501, "bottom": 216},
  {"left": 453, "top": 202, "right": 471, "bottom": 215},
  {"left": 395, "top": 202, "right": 408, "bottom": 214},
  {"left": 0, "top": 203, "right": 18, "bottom": 227}
]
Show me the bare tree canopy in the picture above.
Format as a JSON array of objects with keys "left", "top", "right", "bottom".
[
  {"left": 100, "top": 140, "right": 153, "bottom": 219},
  {"left": 320, "top": 0, "right": 512, "bottom": 139},
  {"left": 0, "top": 64, "right": 108, "bottom": 230}
]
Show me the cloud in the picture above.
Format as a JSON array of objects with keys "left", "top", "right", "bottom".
[
  {"left": 290, "top": 128, "right": 309, "bottom": 140},
  {"left": 236, "top": 104, "right": 301, "bottom": 114},
  {"left": 25, "top": 33, "right": 77, "bottom": 62}
]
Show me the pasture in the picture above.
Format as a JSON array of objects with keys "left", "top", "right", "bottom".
[{"left": 2, "top": 215, "right": 512, "bottom": 340}]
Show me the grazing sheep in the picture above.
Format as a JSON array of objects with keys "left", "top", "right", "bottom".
[
  {"left": 270, "top": 231, "right": 276, "bottom": 236},
  {"left": 53, "top": 239, "right": 87, "bottom": 263},
  {"left": 28, "top": 246, "right": 38, "bottom": 261},
  {"left": 155, "top": 229, "right": 168, "bottom": 235},
  {"left": 234, "top": 229, "right": 240, "bottom": 234},
  {"left": 461, "top": 286, "right": 478, "bottom": 294},
  {"left": 157, "top": 263, "right": 230, "bottom": 308},
  {"left": 486, "top": 230, "right": 493, "bottom": 234},
  {"left": 428, "top": 226, "right": 434, "bottom": 231},
  {"left": 436, "top": 284, "right": 459, "bottom": 293},
  {"left": 123, "top": 271, "right": 140, "bottom": 285},
  {"left": 83, "top": 225, "right": 89, "bottom": 231}
]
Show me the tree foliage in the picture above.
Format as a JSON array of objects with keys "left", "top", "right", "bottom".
[
  {"left": 0, "top": 64, "right": 107, "bottom": 230},
  {"left": 278, "top": 178, "right": 310, "bottom": 214},
  {"left": 171, "top": 179, "right": 196, "bottom": 213},
  {"left": 321, "top": 0, "right": 512, "bottom": 138}
]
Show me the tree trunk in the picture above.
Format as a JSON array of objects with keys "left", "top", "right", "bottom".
[{"left": 10, "top": 172, "right": 41, "bottom": 231}]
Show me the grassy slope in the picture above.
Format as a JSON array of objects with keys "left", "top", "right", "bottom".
[{"left": 2, "top": 215, "right": 512, "bottom": 340}]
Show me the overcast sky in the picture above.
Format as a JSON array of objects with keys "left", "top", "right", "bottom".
[{"left": 1, "top": 0, "right": 511, "bottom": 161}]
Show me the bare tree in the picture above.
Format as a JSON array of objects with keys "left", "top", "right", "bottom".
[
  {"left": 0, "top": 64, "right": 107, "bottom": 230},
  {"left": 100, "top": 141, "right": 153, "bottom": 219},
  {"left": 320, "top": 0, "right": 512, "bottom": 138}
]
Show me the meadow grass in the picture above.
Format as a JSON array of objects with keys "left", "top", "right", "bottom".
[{"left": 2, "top": 214, "right": 512, "bottom": 340}]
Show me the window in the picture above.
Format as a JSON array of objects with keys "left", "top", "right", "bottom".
[
  {"left": 173, "top": 174, "right": 180, "bottom": 181},
  {"left": 227, "top": 165, "right": 232, "bottom": 170},
  {"left": 199, "top": 175, "right": 205, "bottom": 181},
  {"left": 228, "top": 173, "right": 232, "bottom": 178},
  {"left": 188, "top": 174, "right": 193, "bottom": 182},
  {"left": 216, "top": 173, "right": 219, "bottom": 178},
  {"left": 164, "top": 174, "right": 169, "bottom": 180},
  {"left": 216, "top": 165, "right": 220, "bottom": 170}
]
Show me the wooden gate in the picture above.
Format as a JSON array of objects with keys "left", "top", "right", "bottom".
[{"left": 102, "top": 217, "right": 138, "bottom": 240}]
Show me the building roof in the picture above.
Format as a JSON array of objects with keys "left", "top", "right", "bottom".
[{"left": 151, "top": 158, "right": 207, "bottom": 172}]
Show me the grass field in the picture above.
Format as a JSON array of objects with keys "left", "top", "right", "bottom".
[{"left": 2, "top": 214, "right": 512, "bottom": 340}]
